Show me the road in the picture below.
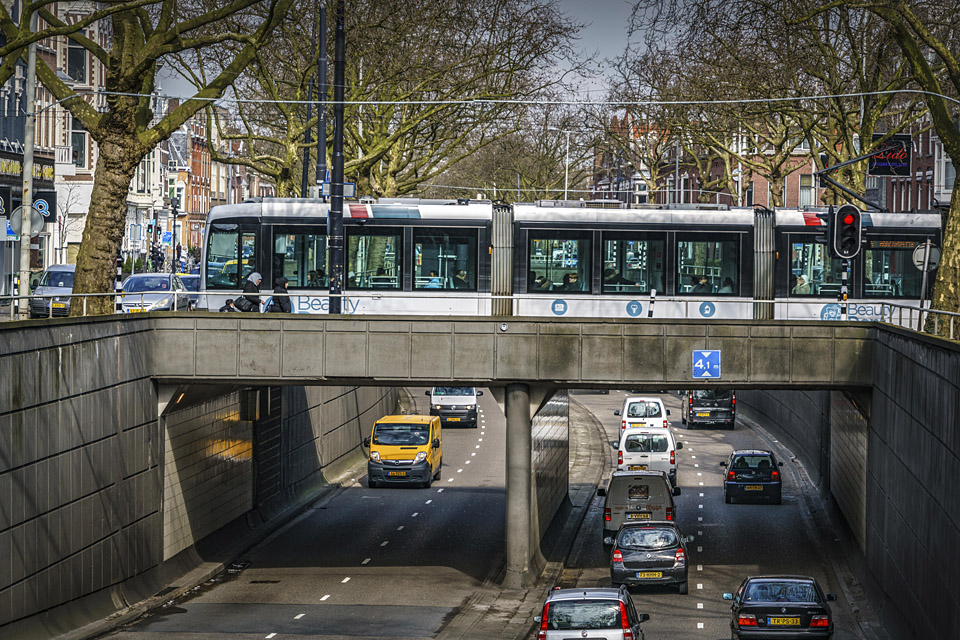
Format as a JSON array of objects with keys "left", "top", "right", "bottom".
[{"left": 559, "top": 391, "right": 866, "bottom": 640}]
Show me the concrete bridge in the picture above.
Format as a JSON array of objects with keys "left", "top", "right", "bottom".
[{"left": 1, "top": 313, "right": 958, "bottom": 640}]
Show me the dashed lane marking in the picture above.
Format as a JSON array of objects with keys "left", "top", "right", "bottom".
[
  {"left": 697, "top": 472, "right": 702, "bottom": 476},
  {"left": 341, "top": 577, "right": 351, "bottom": 584},
  {"left": 362, "top": 558, "right": 370, "bottom": 565},
  {"left": 266, "top": 633, "right": 277, "bottom": 638},
  {"left": 478, "top": 438, "right": 483, "bottom": 441},
  {"left": 425, "top": 500, "right": 432, "bottom": 504},
  {"left": 699, "top": 493, "right": 704, "bottom": 497},
  {"left": 698, "top": 516, "right": 703, "bottom": 521},
  {"left": 697, "top": 603, "right": 703, "bottom": 609},
  {"left": 699, "top": 482, "right": 704, "bottom": 485},
  {"left": 698, "top": 622, "right": 704, "bottom": 629},
  {"left": 691, "top": 455, "right": 696, "bottom": 459},
  {"left": 412, "top": 512, "right": 419, "bottom": 517},
  {"left": 697, "top": 546, "right": 703, "bottom": 552},
  {"left": 694, "top": 464, "right": 699, "bottom": 468},
  {"left": 476, "top": 445, "right": 481, "bottom": 449},
  {"left": 320, "top": 595, "right": 330, "bottom": 601},
  {"left": 397, "top": 526, "right": 404, "bottom": 531},
  {"left": 697, "top": 564, "right": 703, "bottom": 571},
  {"left": 380, "top": 541, "right": 389, "bottom": 547},
  {"left": 471, "top": 452, "right": 476, "bottom": 456},
  {"left": 447, "top": 478, "right": 454, "bottom": 482},
  {"left": 698, "top": 504, "right": 703, "bottom": 509},
  {"left": 465, "top": 461, "right": 471, "bottom": 464},
  {"left": 437, "top": 489, "right": 443, "bottom": 493},
  {"left": 697, "top": 583, "right": 703, "bottom": 590},
  {"left": 295, "top": 613, "right": 305, "bottom": 619}
]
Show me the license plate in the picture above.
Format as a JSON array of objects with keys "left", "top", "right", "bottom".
[
  {"left": 744, "top": 485, "right": 763, "bottom": 491},
  {"left": 627, "top": 513, "right": 651, "bottom": 520},
  {"left": 128, "top": 308, "right": 143, "bottom": 313},
  {"left": 628, "top": 465, "right": 647, "bottom": 471},
  {"left": 768, "top": 617, "right": 800, "bottom": 626},
  {"left": 387, "top": 471, "right": 406, "bottom": 477},
  {"left": 696, "top": 412, "right": 710, "bottom": 416},
  {"left": 52, "top": 302, "right": 66, "bottom": 309},
  {"left": 636, "top": 571, "right": 662, "bottom": 579},
  {"left": 448, "top": 417, "right": 460, "bottom": 421}
]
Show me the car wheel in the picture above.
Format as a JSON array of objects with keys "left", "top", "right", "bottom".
[
  {"left": 680, "top": 415, "right": 687, "bottom": 425},
  {"left": 727, "top": 422, "right": 736, "bottom": 431},
  {"left": 433, "top": 463, "right": 442, "bottom": 480},
  {"left": 368, "top": 479, "right": 379, "bottom": 489},
  {"left": 725, "top": 492, "right": 732, "bottom": 504},
  {"left": 678, "top": 581, "right": 688, "bottom": 595}
]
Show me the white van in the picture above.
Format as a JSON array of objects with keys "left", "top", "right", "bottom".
[
  {"left": 598, "top": 470, "right": 681, "bottom": 542},
  {"left": 616, "top": 428, "right": 683, "bottom": 487},
  {"left": 614, "top": 396, "right": 670, "bottom": 431},
  {"left": 425, "top": 386, "right": 482, "bottom": 428}
]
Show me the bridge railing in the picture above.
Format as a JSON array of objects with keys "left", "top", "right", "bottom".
[{"left": 878, "top": 301, "right": 960, "bottom": 340}]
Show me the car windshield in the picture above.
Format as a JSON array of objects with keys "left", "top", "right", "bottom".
[
  {"left": 731, "top": 454, "right": 775, "bottom": 470},
  {"left": 546, "top": 601, "right": 620, "bottom": 630},
  {"left": 372, "top": 423, "right": 430, "bottom": 445},
  {"left": 123, "top": 276, "right": 170, "bottom": 292},
  {"left": 627, "top": 401, "right": 662, "bottom": 418},
  {"left": 180, "top": 277, "right": 200, "bottom": 292},
  {"left": 692, "top": 390, "right": 731, "bottom": 400},
  {"left": 618, "top": 527, "right": 678, "bottom": 549},
  {"left": 433, "top": 387, "right": 475, "bottom": 396},
  {"left": 623, "top": 434, "right": 669, "bottom": 453},
  {"left": 745, "top": 581, "right": 818, "bottom": 603},
  {"left": 38, "top": 270, "right": 75, "bottom": 288}
]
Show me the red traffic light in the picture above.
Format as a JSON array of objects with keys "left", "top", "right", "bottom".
[{"left": 842, "top": 213, "right": 856, "bottom": 224}]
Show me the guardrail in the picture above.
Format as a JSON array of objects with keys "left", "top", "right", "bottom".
[{"left": 878, "top": 301, "right": 960, "bottom": 340}]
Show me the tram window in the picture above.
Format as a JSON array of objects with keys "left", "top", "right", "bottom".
[
  {"left": 273, "top": 228, "right": 328, "bottom": 288},
  {"left": 676, "top": 236, "right": 740, "bottom": 295},
  {"left": 864, "top": 239, "right": 925, "bottom": 298},
  {"left": 601, "top": 235, "right": 665, "bottom": 294},
  {"left": 528, "top": 234, "right": 591, "bottom": 293},
  {"left": 347, "top": 229, "right": 401, "bottom": 289},
  {"left": 789, "top": 241, "right": 845, "bottom": 297},
  {"left": 206, "top": 225, "right": 257, "bottom": 289},
  {"left": 413, "top": 229, "right": 478, "bottom": 290}
]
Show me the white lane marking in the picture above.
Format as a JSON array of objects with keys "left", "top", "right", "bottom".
[
  {"left": 694, "top": 464, "right": 699, "bottom": 468},
  {"left": 397, "top": 526, "right": 404, "bottom": 531},
  {"left": 698, "top": 504, "right": 703, "bottom": 509},
  {"left": 697, "top": 564, "right": 703, "bottom": 571},
  {"left": 698, "top": 622, "right": 704, "bottom": 629},
  {"left": 698, "top": 516, "right": 703, "bottom": 521},
  {"left": 295, "top": 613, "right": 305, "bottom": 619},
  {"left": 678, "top": 434, "right": 684, "bottom": 438},
  {"left": 471, "top": 452, "right": 476, "bottom": 457},
  {"left": 465, "top": 460, "right": 471, "bottom": 464},
  {"left": 437, "top": 488, "right": 443, "bottom": 493},
  {"left": 697, "top": 546, "right": 703, "bottom": 552},
  {"left": 699, "top": 493, "right": 704, "bottom": 497},
  {"left": 697, "top": 583, "right": 703, "bottom": 590},
  {"left": 476, "top": 445, "right": 481, "bottom": 449},
  {"left": 697, "top": 603, "right": 703, "bottom": 609},
  {"left": 697, "top": 472, "right": 702, "bottom": 476},
  {"left": 320, "top": 594, "right": 330, "bottom": 601},
  {"left": 447, "top": 478, "right": 454, "bottom": 482},
  {"left": 341, "top": 577, "right": 351, "bottom": 584},
  {"left": 478, "top": 438, "right": 483, "bottom": 441},
  {"left": 698, "top": 531, "right": 702, "bottom": 536},
  {"left": 481, "top": 431, "right": 485, "bottom": 435},
  {"left": 266, "top": 633, "right": 277, "bottom": 638},
  {"left": 699, "top": 482, "right": 704, "bottom": 485},
  {"left": 691, "top": 455, "right": 696, "bottom": 459},
  {"left": 457, "top": 468, "right": 463, "bottom": 473},
  {"left": 412, "top": 512, "right": 419, "bottom": 517},
  {"left": 425, "top": 500, "right": 432, "bottom": 504},
  {"left": 380, "top": 541, "right": 389, "bottom": 547},
  {"left": 362, "top": 558, "right": 370, "bottom": 565}
]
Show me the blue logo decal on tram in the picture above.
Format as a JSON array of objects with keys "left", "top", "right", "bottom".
[
  {"left": 820, "top": 304, "right": 842, "bottom": 320},
  {"left": 699, "top": 302, "right": 716, "bottom": 318},
  {"left": 626, "top": 301, "right": 643, "bottom": 317},
  {"left": 551, "top": 299, "right": 568, "bottom": 316}
]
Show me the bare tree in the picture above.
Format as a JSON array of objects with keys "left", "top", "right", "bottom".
[{"left": 54, "top": 184, "right": 85, "bottom": 263}]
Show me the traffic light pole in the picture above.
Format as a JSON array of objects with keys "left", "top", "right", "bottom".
[{"left": 327, "top": 0, "right": 345, "bottom": 314}]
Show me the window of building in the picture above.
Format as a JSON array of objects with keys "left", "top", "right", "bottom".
[
  {"left": 413, "top": 228, "right": 478, "bottom": 290},
  {"left": 946, "top": 157, "right": 956, "bottom": 191},
  {"left": 601, "top": 233, "right": 666, "bottom": 294},
  {"left": 744, "top": 181, "right": 754, "bottom": 207},
  {"left": 206, "top": 225, "right": 257, "bottom": 289},
  {"left": 347, "top": 228, "right": 401, "bottom": 289},
  {"left": 864, "top": 238, "right": 926, "bottom": 298},
  {"left": 676, "top": 235, "right": 740, "bottom": 295},
  {"left": 272, "top": 227, "right": 328, "bottom": 288},
  {"left": 788, "top": 240, "right": 845, "bottom": 297},
  {"left": 527, "top": 232, "right": 591, "bottom": 293},
  {"left": 71, "top": 120, "right": 86, "bottom": 167},
  {"left": 67, "top": 38, "right": 87, "bottom": 84},
  {"left": 798, "top": 174, "right": 814, "bottom": 208}
]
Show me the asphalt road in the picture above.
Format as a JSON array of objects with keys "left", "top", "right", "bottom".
[{"left": 560, "top": 391, "right": 866, "bottom": 640}]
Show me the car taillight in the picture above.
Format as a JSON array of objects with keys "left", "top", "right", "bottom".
[
  {"left": 727, "top": 470, "right": 735, "bottom": 481},
  {"left": 670, "top": 450, "right": 675, "bottom": 465},
  {"left": 810, "top": 615, "right": 829, "bottom": 628},
  {"left": 688, "top": 396, "right": 693, "bottom": 406},
  {"left": 537, "top": 602, "right": 549, "bottom": 639},
  {"left": 737, "top": 613, "right": 757, "bottom": 627},
  {"left": 612, "top": 549, "right": 623, "bottom": 563},
  {"left": 604, "top": 507, "right": 611, "bottom": 521},
  {"left": 731, "top": 393, "right": 736, "bottom": 406},
  {"left": 674, "top": 547, "right": 685, "bottom": 563},
  {"left": 618, "top": 450, "right": 623, "bottom": 465},
  {"left": 666, "top": 507, "right": 674, "bottom": 521},
  {"left": 621, "top": 420, "right": 627, "bottom": 429},
  {"left": 619, "top": 601, "right": 634, "bottom": 640},
  {"left": 772, "top": 470, "right": 780, "bottom": 480},
  {"left": 662, "top": 419, "right": 668, "bottom": 428}
]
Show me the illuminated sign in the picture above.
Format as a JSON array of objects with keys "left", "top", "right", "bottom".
[{"left": 868, "top": 134, "right": 911, "bottom": 177}]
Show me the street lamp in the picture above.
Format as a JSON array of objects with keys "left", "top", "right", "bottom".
[{"left": 547, "top": 127, "right": 571, "bottom": 200}]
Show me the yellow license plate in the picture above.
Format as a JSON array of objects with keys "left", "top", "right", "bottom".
[
  {"left": 628, "top": 465, "right": 647, "bottom": 471},
  {"left": 387, "top": 471, "right": 406, "bottom": 477},
  {"left": 696, "top": 412, "right": 710, "bottom": 416},
  {"left": 768, "top": 617, "right": 800, "bottom": 626},
  {"left": 128, "top": 308, "right": 143, "bottom": 313},
  {"left": 627, "top": 513, "right": 651, "bottom": 520},
  {"left": 52, "top": 302, "right": 66, "bottom": 309},
  {"left": 636, "top": 571, "right": 662, "bottom": 579},
  {"left": 744, "top": 485, "right": 763, "bottom": 491},
  {"left": 448, "top": 417, "right": 460, "bottom": 421}
]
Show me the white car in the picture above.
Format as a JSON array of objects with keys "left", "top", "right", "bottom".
[
  {"left": 614, "top": 396, "right": 670, "bottom": 431},
  {"left": 616, "top": 427, "right": 683, "bottom": 487}
]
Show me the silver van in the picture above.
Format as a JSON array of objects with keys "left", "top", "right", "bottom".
[{"left": 598, "top": 470, "right": 681, "bottom": 542}]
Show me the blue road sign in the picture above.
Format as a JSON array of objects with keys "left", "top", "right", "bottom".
[
  {"left": 692, "top": 350, "right": 721, "bottom": 379},
  {"left": 161, "top": 231, "right": 173, "bottom": 244}
]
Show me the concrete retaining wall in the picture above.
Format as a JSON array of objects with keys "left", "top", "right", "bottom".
[{"left": 532, "top": 390, "right": 569, "bottom": 538}]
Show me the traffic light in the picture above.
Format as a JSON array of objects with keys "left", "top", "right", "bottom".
[{"left": 834, "top": 204, "right": 862, "bottom": 259}]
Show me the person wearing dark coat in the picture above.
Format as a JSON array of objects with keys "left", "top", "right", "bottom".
[
  {"left": 241, "top": 272, "right": 263, "bottom": 311},
  {"left": 270, "top": 276, "right": 292, "bottom": 313}
]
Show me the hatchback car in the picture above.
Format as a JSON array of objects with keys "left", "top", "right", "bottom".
[
  {"left": 534, "top": 586, "right": 650, "bottom": 640},
  {"left": 607, "top": 522, "right": 690, "bottom": 594},
  {"left": 616, "top": 428, "right": 683, "bottom": 487},
  {"left": 721, "top": 450, "right": 783, "bottom": 504},
  {"left": 723, "top": 575, "right": 836, "bottom": 639},
  {"left": 118, "top": 273, "right": 192, "bottom": 313},
  {"left": 29, "top": 264, "right": 75, "bottom": 318}
]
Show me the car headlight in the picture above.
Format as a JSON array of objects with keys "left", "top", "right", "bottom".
[
  {"left": 370, "top": 451, "right": 381, "bottom": 463},
  {"left": 433, "top": 404, "right": 443, "bottom": 410},
  {"left": 414, "top": 451, "right": 427, "bottom": 463},
  {"left": 147, "top": 297, "right": 171, "bottom": 311},
  {"left": 466, "top": 404, "right": 476, "bottom": 411}
]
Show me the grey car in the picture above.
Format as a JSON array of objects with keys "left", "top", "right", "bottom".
[
  {"left": 29, "top": 264, "right": 76, "bottom": 318},
  {"left": 118, "top": 273, "right": 192, "bottom": 313},
  {"left": 607, "top": 521, "right": 690, "bottom": 594},
  {"left": 534, "top": 586, "right": 649, "bottom": 640}
]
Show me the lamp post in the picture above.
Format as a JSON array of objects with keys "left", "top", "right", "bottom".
[{"left": 547, "top": 127, "right": 571, "bottom": 200}]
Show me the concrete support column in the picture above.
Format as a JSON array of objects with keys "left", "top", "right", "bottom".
[{"left": 505, "top": 382, "right": 533, "bottom": 588}]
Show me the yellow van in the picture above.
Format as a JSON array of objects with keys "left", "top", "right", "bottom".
[{"left": 364, "top": 415, "right": 442, "bottom": 488}]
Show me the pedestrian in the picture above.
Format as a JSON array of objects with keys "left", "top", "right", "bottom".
[
  {"left": 219, "top": 298, "right": 240, "bottom": 312},
  {"left": 269, "top": 276, "right": 292, "bottom": 312},
  {"left": 238, "top": 271, "right": 262, "bottom": 312}
]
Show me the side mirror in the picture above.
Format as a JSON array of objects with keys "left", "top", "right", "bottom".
[
  {"left": 614, "top": 410, "right": 621, "bottom": 416},
  {"left": 638, "top": 613, "right": 650, "bottom": 623},
  {"left": 666, "top": 409, "right": 671, "bottom": 416},
  {"left": 477, "top": 390, "right": 483, "bottom": 396},
  {"left": 30, "top": 281, "right": 38, "bottom": 291},
  {"left": 432, "top": 438, "right": 440, "bottom": 448},
  {"left": 673, "top": 486, "right": 681, "bottom": 496},
  {"left": 826, "top": 593, "right": 837, "bottom": 601},
  {"left": 363, "top": 437, "right": 370, "bottom": 447},
  {"left": 603, "top": 536, "right": 614, "bottom": 546},
  {"left": 722, "top": 593, "right": 734, "bottom": 601},
  {"left": 676, "top": 442, "right": 683, "bottom": 450},
  {"left": 682, "top": 535, "right": 695, "bottom": 543},
  {"left": 597, "top": 487, "right": 607, "bottom": 497},
  {"left": 533, "top": 616, "right": 542, "bottom": 623},
  {"left": 424, "top": 390, "right": 431, "bottom": 396},
  {"left": 719, "top": 461, "right": 727, "bottom": 467}
]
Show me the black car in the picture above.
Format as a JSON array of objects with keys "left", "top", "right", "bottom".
[
  {"left": 607, "top": 521, "right": 689, "bottom": 594},
  {"left": 721, "top": 450, "right": 783, "bottom": 504},
  {"left": 681, "top": 389, "right": 736, "bottom": 429},
  {"left": 723, "top": 575, "right": 836, "bottom": 639}
]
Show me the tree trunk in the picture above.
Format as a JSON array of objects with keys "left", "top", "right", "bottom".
[
  {"left": 70, "top": 132, "right": 142, "bottom": 316},
  {"left": 930, "top": 185, "right": 960, "bottom": 318}
]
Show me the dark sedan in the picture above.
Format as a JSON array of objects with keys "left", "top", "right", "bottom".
[
  {"left": 721, "top": 449, "right": 783, "bottom": 504},
  {"left": 607, "top": 521, "right": 689, "bottom": 594},
  {"left": 723, "top": 575, "right": 836, "bottom": 639}
]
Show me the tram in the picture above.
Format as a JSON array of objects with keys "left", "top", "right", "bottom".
[{"left": 198, "top": 198, "right": 941, "bottom": 321}]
